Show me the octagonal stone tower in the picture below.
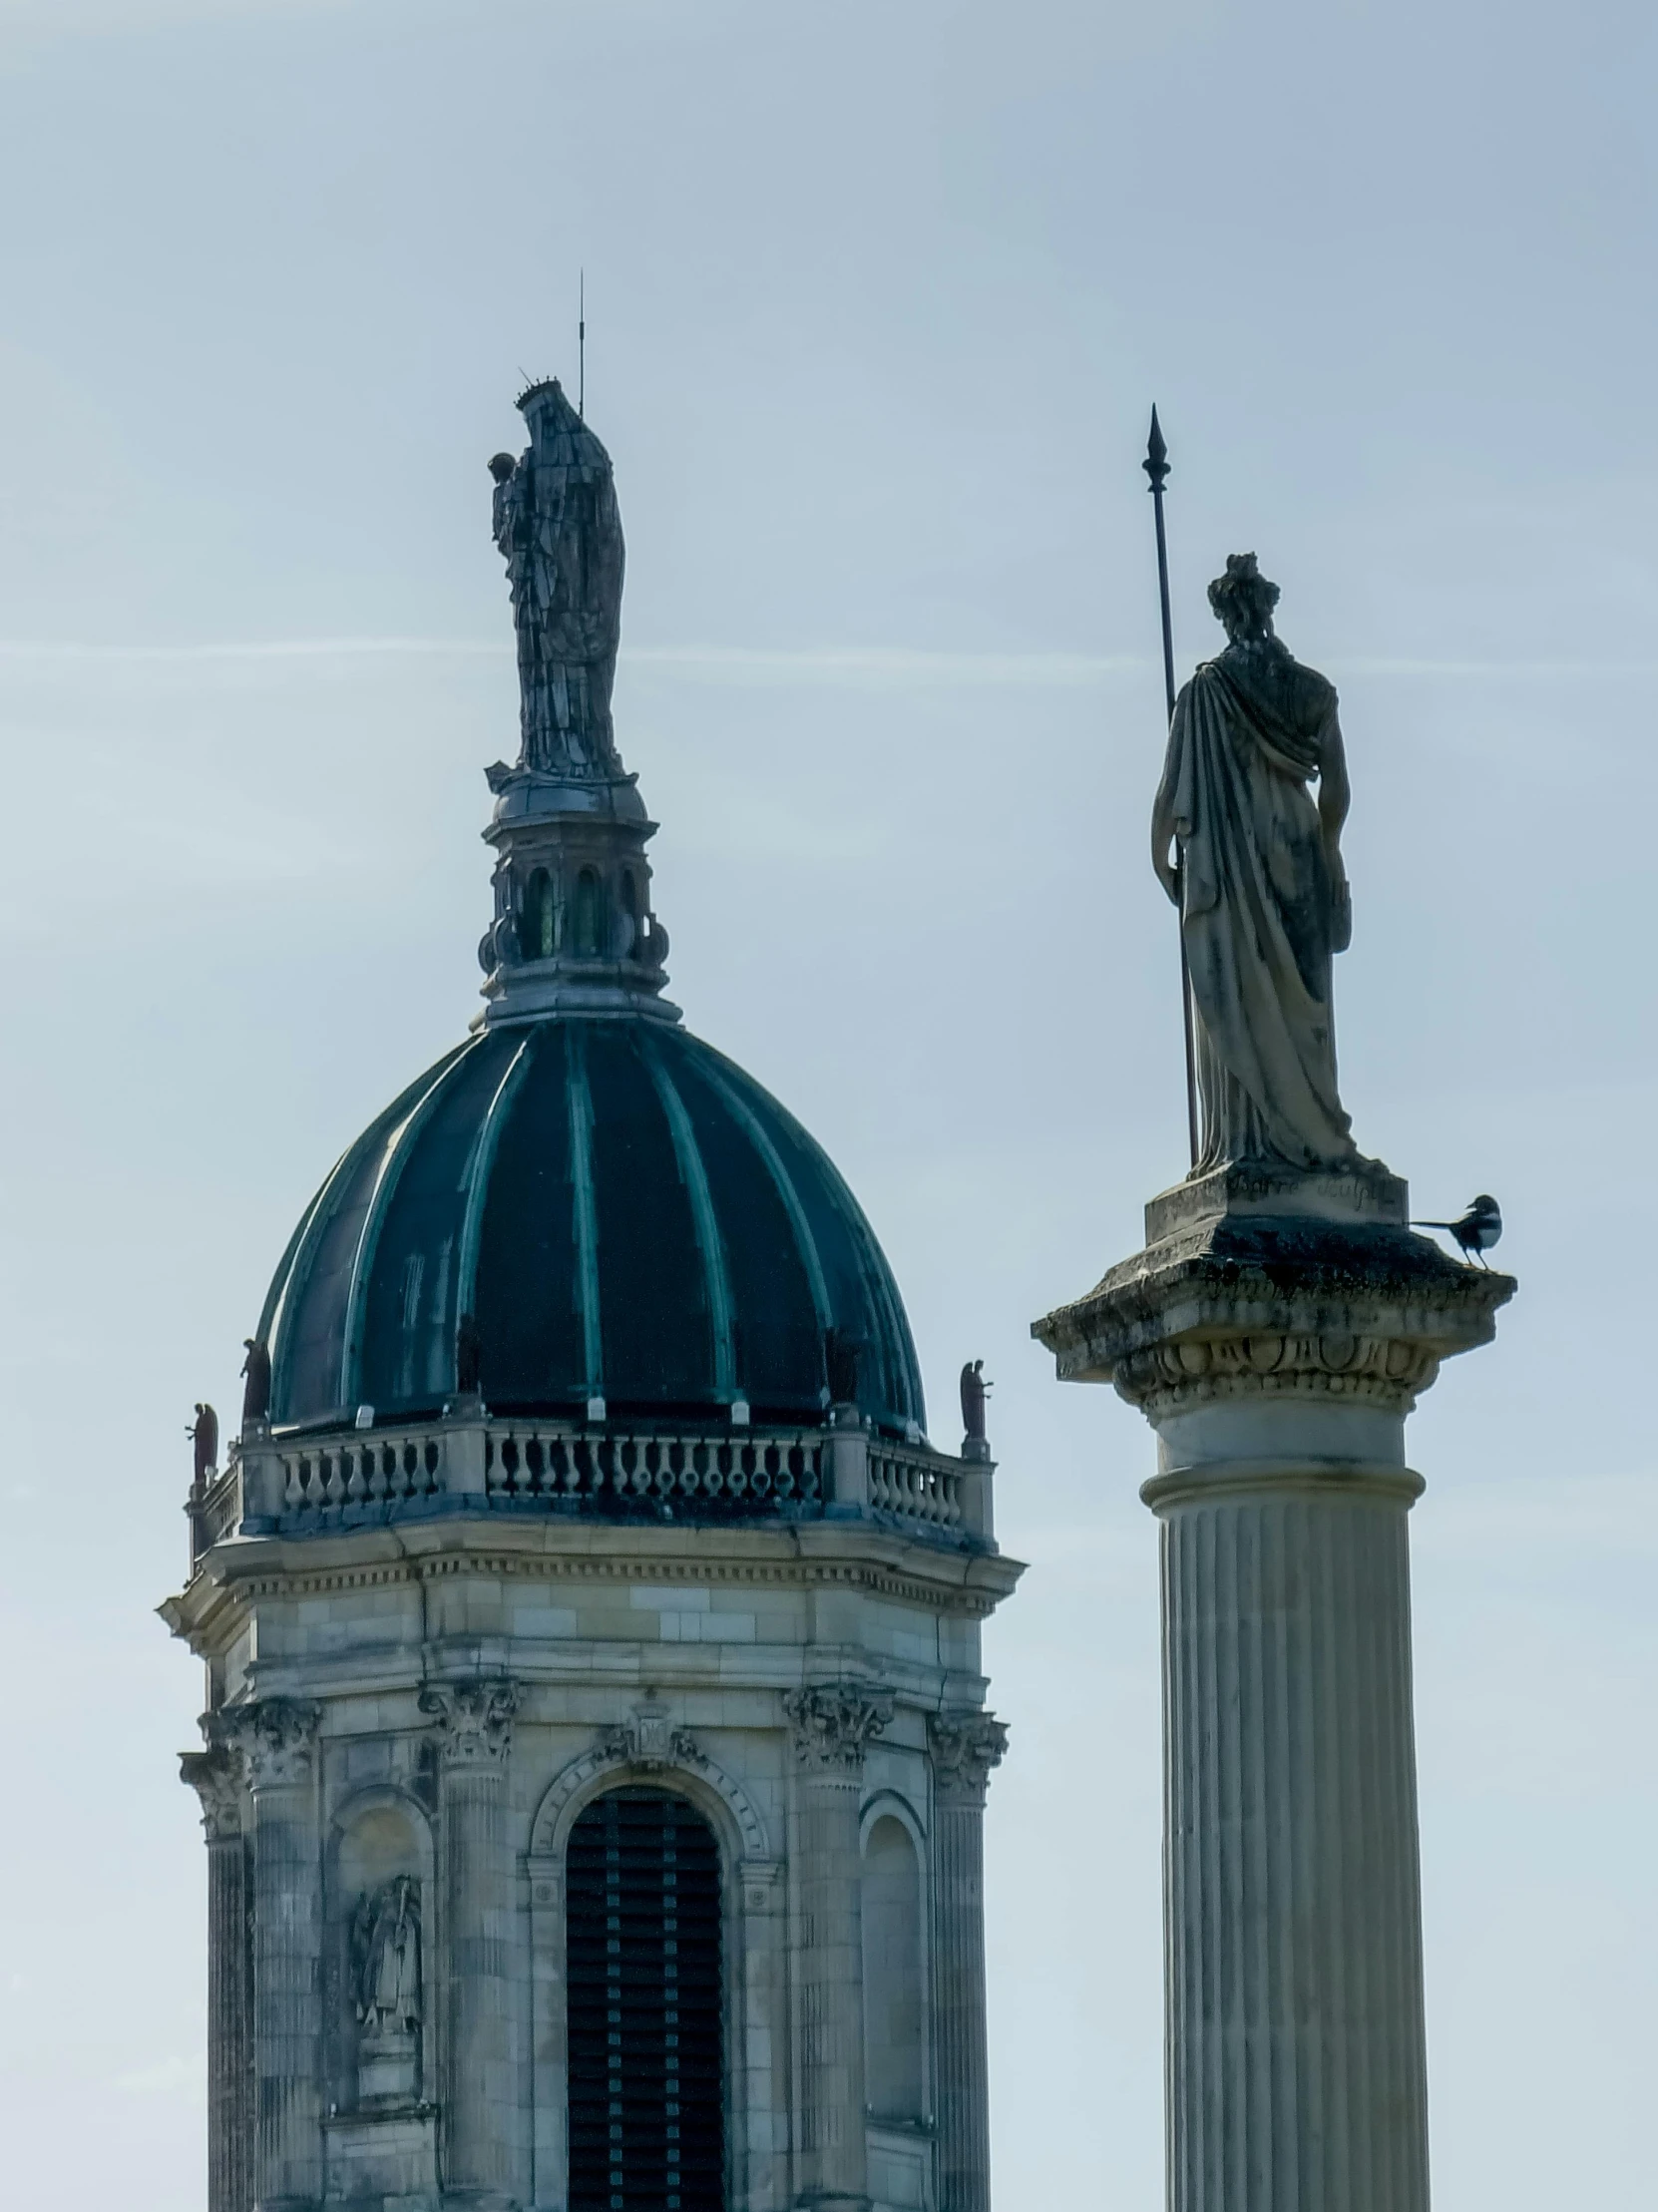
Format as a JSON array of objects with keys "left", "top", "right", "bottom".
[{"left": 165, "top": 384, "right": 1021, "bottom": 2212}]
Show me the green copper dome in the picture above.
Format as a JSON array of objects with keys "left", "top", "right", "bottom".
[{"left": 258, "top": 1016, "right": 926, "bottom": 1440}]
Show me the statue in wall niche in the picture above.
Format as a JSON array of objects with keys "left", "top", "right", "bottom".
[
  {"left": 1152, "top": 554, "right": 1359, "bottom": 1173},
  {"left": 490, "top": 377, "right": 625, "bottom": 780},
  {"left": 352, "top": 1876, "right": 422, "bottom": 2042}
]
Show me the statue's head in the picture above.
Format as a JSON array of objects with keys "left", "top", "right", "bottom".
[
  {"left": 1208, "top": 553, "right": 1280, "bottom": 644},
  {"left": 488, "top": 452, "right": 516, "bottom": 485}
]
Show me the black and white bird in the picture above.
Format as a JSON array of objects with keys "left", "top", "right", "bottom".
[{"left": 1413, "top": 1193, "right": 1502, "bottom": 1267}]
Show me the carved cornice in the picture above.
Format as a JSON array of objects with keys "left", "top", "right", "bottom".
[
  {"left": 222, "top": 1698, "right": 320, "bottom": 1790},
  {"left": 928, "top": 1710, "right": 1010, "bottom": 1806},
  {"left": 417, "top": 1679, "right": 519, "bottom": 1769},
  {"left": 180, "top": 1743, "right": 244, "bottom": 1841},
  {"left": 783, "top": 1684, "right": 894, "bottom": 1774}
]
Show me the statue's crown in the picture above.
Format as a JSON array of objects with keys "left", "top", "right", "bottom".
[{"left": 516, "top": 375, "right": 567, "bottom": 416}]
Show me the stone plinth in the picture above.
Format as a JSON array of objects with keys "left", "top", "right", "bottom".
[{"left": 1035, "top": 1163, "right": 1512, "bottom": 2212}]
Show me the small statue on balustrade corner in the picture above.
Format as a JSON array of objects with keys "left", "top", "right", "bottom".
[
  {"left": 1152, "top": 553, "right": 1359, "bottom": 1175},
  {"left": 187, "top": 1402, "right": 218, "bottom": 1488},
  {"left": 240, "top": 1338, "right": 271, "bottom": 1427},
  {"left": 959, "top": 1360, "right": 990, "bottom": 1443}
]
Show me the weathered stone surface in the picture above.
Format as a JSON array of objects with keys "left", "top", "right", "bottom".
[{"left": 167, "top": 1506, "right": 1023, "bottom": 2212}]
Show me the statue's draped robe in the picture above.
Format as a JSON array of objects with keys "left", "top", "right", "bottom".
[
  {"left": 492, "top": 396, "right": 624, "bottom": 777},
  {"left": 1159, "top": 642, "right": 1355, "bottom": 1170}
]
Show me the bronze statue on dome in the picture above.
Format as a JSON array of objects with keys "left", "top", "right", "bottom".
[{"left": 489, "top": 377, "right": 625, "bottom": 780}]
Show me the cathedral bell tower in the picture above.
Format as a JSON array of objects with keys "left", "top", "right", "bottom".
[{"left": 164, "top": 381, "right": 1023, "bottom": 2212}]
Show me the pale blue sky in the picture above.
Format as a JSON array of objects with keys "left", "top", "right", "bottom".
[{"left": 1, "top": 2, "right": 1654, "bottom": 2204}]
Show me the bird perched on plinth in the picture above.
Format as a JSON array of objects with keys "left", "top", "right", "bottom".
[{"left": 1413, "top": 1194, "right": 1502, "bottom": 1267}]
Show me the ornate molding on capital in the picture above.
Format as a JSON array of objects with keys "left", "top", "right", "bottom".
[
  {"left": 1113, "top": 1331, "right": 1440, "bottom": 1420},
  {"left": 417, "top": 1678, "right": 519, "bottom": 1769},
  {"left": 783, "top": 1683, "right": 894, "bottom": 1774},
  {"left": 180, "top": 1740, "right": 244, "bottom": 1841},
  {"left": 928, "top": 1710, "right": 1010, "bottom": 1805},
  {"left": 221, "top": 1698, "right": 320, "bottom": 1791}
]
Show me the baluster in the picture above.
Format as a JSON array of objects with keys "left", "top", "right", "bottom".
[{"left": 346, "top": 1449, "right": 368, "bottom": 1504}]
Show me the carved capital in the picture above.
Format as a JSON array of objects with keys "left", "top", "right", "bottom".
[
  {"left": 1113, "top": 1330, "right": 1441, "bottom": 1420},
  {"left": 783, "top": 1684, "right": 894, "bottom": 1774},
  {"left": 180, "top": 1743, "right": 244, "bottom": 1841},
  {"left": 418, "top": 1679, "right": 519, "bottom": 1769},
  {"left": 929, "top": 1710, "right": 1009, "bottom": 1805},
  {"left": 599, "top": 1697, "right": 697, "bottom": 1775},
  {"left": 222, "top": 1698, "right": 320, "bottom": 1791}
]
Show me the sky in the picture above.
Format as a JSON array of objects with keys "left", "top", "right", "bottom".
[{"left": 0, "top": 0, "right": 1655, "bottom": 2203}]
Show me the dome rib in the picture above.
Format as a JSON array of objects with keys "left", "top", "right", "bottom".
[
  {"left": 565, "top": 1024, "right": 605, "bottom": 1399},
  {"left": 454, "top": 1034, "right": 535, "bottom": 1327},
  {"left": 338, "top": 1041, "right": 483, "bottom": 1411},
  {"left": 640, "top": 1032, "right": 738, "bottom": 1398},
  {"left": 687, "top": 1050, "right": 833, "bottom": 1335}
]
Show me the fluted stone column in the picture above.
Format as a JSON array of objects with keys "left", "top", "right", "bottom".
[
  {"left": 784, "top": 1684, "right": 893, "bottom": 2212},
  {"left": 927, "top": 1712, "right": 1008, "bottom": 2212},
  {"left": 226, "top": 1699, "right": 323, "bottom": 2212},
  {"left": 182, "top": 1738, "right": 253, "bottom": 2212},
  {"left": 420, "top": 1679, "right": 521, "bottom": 2210},
  {"left": 1035, "top": 1164, "right": 1512, "bottom": 2212}
]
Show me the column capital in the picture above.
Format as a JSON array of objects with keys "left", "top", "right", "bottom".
[
  {"left": 783, "top": 1683, "right": 893, "bottom": 1774},
  {"left": 928, "top": 1710, "right": 1009, "bottom": 1806},
  {"left": 1033, "top": 1170, "right": 1512, "bottom": 1424},
  {"left": 222, "top": 1697, "right": 320, "bottom": 1790},
  {"left": 181, "top": 1742, "right": 244, "bottom": 1841},
  {"left": 419, "top": 1677, "right": 519, "bottom": 1768}
]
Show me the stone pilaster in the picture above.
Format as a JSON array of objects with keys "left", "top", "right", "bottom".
[
  {"left": 224, "top": 1699, "right": 322, "bottom": 2212},
  {"left": 419, "top": 1678, "right": 522, "bottom": 2209},
  {"left": 927, "top": 1713, "right": 1008, "bottom": 2212},
  {"left": 182, "top": 1737, "right": 253, "bottom": 2212},
  {"left": 784, "top": 1684, "right": 894, "bottom": 2212},
  {"left": 1035, "top": 1166, "right": 1512, "bottom": 2212}
]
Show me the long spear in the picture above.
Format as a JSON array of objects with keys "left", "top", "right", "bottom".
[{"left": 1143, "top": 406, "right": 1200, "bottom": 1168}]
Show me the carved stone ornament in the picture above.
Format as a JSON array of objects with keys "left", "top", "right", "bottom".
[
  {"left": 418, "top": 1679, "right": 519, "bottom": 1768},
  {"left": 1114, "top": 1330, "right": 1441, "bottom": 1420},
  {"left": 928, "top": 1711, "right": 1010, "bottom": 1805},
  {"left": 180, "top": 1744, "right": 243, "bottom": 1841},
  {"left": 783, "top": 1684, "right": 894, "bottom": 1774},
  {"left": 600, "top": 1697, "right": 697, "bottom": 1774},
  {"left": 222, "top": 1698, "right": 320, "bottom": 1790}
]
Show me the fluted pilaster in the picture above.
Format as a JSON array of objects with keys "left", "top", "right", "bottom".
[
  {"left": 784, "top": 1684, "right": 893, "bottom": 2212},
  {"left": 420, "top": 1678, "right": 521, "bottom": 2208},
  {"left": 182, "top": 1738, "right": 253, "bottom": 2212},
  {"left": 928, "top": 1713, "right": 1008, "bottom": 2212},
  {"left": 225, "top": 1699, "right": 322, "bottom": 2212}
]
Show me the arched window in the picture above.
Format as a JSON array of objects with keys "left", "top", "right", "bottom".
[
  {"left": 567, "top": 1788, "right": 723, "bottom": 2212},
  {"left": 862, "top": 1814, "right": 925, "bottom": 2122},
  {"left": 524, "top": 869, "right": 556, "bottom": 961},
  {"left": 574, "top": 868, "right": 604, "bottom": 958}
]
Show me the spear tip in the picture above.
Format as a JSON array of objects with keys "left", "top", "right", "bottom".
[{"left": 1143, "top": 404, "right": 1170, "bottom": 490}]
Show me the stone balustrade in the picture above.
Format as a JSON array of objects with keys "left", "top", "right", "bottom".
[{"left": 190, "top": 1415, "right": 994, "bottom": 1564}]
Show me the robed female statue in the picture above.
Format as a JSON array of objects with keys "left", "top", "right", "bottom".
[{"left": 1152, "top": 555, "right": 1358, "bottom": 1173}]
